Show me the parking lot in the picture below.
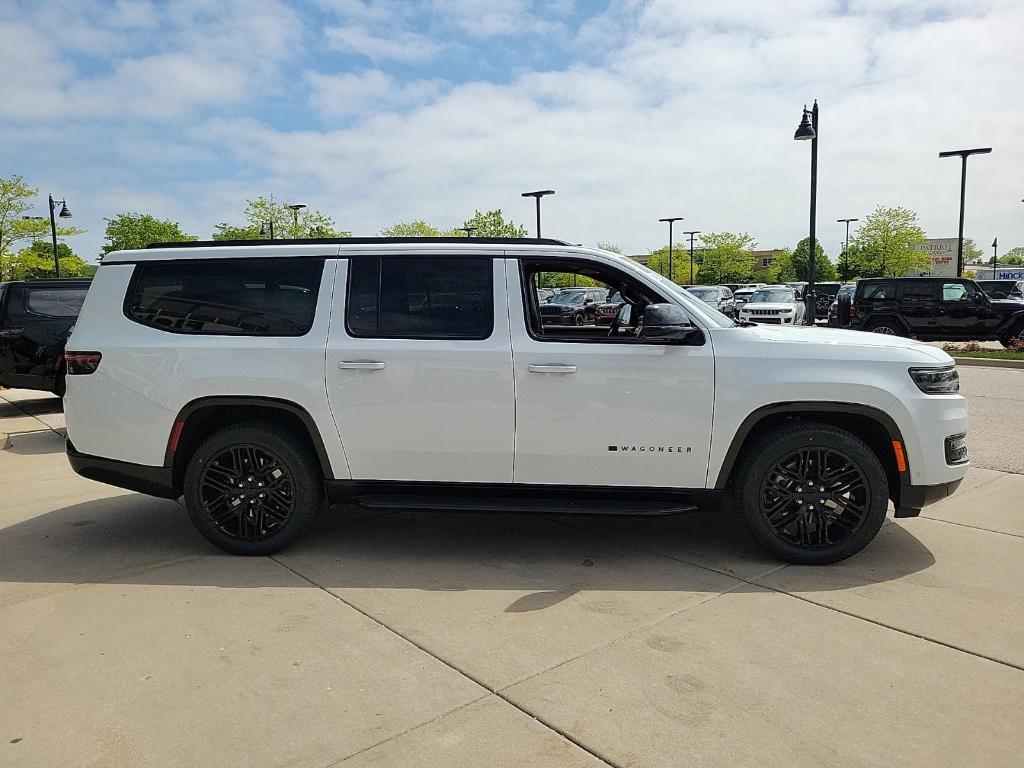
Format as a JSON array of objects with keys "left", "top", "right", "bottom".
[{"left": 1, "top": 367, "right": 1022, "bottom": 767}]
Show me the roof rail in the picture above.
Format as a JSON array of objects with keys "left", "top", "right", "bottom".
[{"left": 145, "top": 236, "right": 573, "bottom": 249}]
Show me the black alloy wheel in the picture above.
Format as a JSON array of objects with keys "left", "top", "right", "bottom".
[
  {"left": 184, "top": 424, "right": 323, "bottom": 555},
  {"left": 734, "top": 423, "right": 889, "bottom": 564},
  {"left": 574, "top": 313, "right": 585, "bottom": 326}
]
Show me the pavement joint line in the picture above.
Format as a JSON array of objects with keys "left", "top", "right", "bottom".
[
  {"left": 919, "top": 515, "right": 1024, "bottom": 539},
  {"left": 269, "top": 553, "right": 623, "bottom": 768}
]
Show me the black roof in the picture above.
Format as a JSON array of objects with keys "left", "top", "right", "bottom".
[{"left": 146, "top": 236, "right": 572, "bottom": 249}]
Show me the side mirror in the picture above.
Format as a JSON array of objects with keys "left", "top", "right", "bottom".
[
  {"left": 584, "top": 298, "right": 593, "bottom": 305},
  {"left": 639, "top": 303, "right": 700, "bottom": 343}
]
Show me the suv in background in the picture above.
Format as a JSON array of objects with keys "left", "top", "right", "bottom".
[
  {"left": 0, "top": 278, "right": 91, "bottom": 395},
  {"left": 846, "top": 277, "right": 1024, "bottom": 347},
  {"left": 813, "top": 282, "right": 842, "bottom": 319},
  {"left": 977, "top": 279, "right": 1024, "bottom": 300},
  {"left": 738, "top": 286, "right": 806, "bottom": 325},
  {"left": 65, "top": 237, "right": 967, "bottom": 565},
  {"left": 538, "top": 287, "right": 608, "bottom": 325},
  {"left": 684, "top": 285, "right": 735, "bottom": 317}
]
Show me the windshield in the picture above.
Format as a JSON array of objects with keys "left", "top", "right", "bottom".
[
  {"left": 750, "top": 289, "right": 795, "bottom": 303},
  {"left": 686, "top": 288, "right": 717, "bottom": 300},
  {"left": 549, "top": 290, "right": 586, "bottom": 305}
]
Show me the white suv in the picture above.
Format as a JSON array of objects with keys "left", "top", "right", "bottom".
[{"left": 64, "top": 238, "right": 969, "bottom": 564}]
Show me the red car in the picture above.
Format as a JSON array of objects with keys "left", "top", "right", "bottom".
[{"left": 594, "top": 290, "right": 623, "bottom": 326}]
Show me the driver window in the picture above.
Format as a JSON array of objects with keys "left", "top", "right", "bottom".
[
  {"left": 522, "top": 261, "right": 658, "bottom": 342},
  {"left": 942, "top": 282, "right": 972, "bottom": 302}
]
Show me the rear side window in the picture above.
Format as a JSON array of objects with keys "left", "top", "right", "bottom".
[
  {"left": 26, "top": 288, "right": 88, "bottom": 317},
  {"left": 903, "top": 283, "right": 935, "bottom": 299},
  {"left": 346, "top": 257, "right": 493, "bottom": 339},
  {"left": 126, "top": 258, "right": 324, "bottom": 336},
  {"left": 861, "top": 282, "right": 896, "bottom": 300}
]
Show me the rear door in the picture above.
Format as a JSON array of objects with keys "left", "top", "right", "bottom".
[
  {"left": 326, "top": 254, "right": 515, "bottom": 482},
  {"left": 900, "top": 280, "right": 938, "bottom": 336}
]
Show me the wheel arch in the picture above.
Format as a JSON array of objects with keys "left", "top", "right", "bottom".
[
  {"left": 714, "top": 402, "right": 907, "bottom": 506},
  {"left": 863, "top": 313, "right": 910, "bottom": 334},
  {"left": 167, "top": 396, "right": 334, "bottom": 495}
]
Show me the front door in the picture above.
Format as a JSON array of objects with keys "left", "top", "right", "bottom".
[
  {"left": 326, "top": 255, "right": 515, "bottom": 483},
  {"left": 938, "top": 281, "right": 984, "bottom": 338},
  {"left": 508, "top": 257, "right": 715, "bottom": 489}
]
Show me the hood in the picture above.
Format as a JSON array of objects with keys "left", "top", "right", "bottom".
[
  {"left": 739, "top": 324, "right": 953, "bottom": 364},
  {"left": 741, "top": 302, "right": 798, "bottom": 311},
  {"left": 540, "top": 302, "right": 580, "bottom": 311}
]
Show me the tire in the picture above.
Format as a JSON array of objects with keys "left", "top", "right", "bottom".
[
  {"left": 865, "top": 318, "right": 903, "bottom": 336},
  {"left": 574, "top": 313, "right": 585, "bottom": 326},
  {"left": 999, "top": 322, "right": 1024, "bottom": 349},
  {"left": 732, "top": 422, "right": 889, "bottom": 565},
  {"left": 183, "top": 423, "right": 324, "bottom": 555}
]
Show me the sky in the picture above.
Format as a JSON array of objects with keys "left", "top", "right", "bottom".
[{"left": 2, "top": 0, "right": 1022, "bottom": 262}]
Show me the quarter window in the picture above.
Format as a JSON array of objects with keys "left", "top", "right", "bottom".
[
  {"left": 125, "top": 258, "right": 323, "bottom": 336},
  {"left": 861, "top": 283, "right": 896, "bottom": 300},
  {"left": 346, "top": 257, "right": 493, "bottom": 340},
  {"left": 26, "top": 288, "right": 88, "bottom": 317}
]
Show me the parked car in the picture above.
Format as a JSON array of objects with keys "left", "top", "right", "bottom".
[
  {"left": 595, "top": 289, "right": 624, "bottom": 326},
  {"left": 738, "top": 286, "right": 806, "bottom": 325},
  {"left": 827, "top": 284, "right": 857, "bottom": 326},
  {"left": 536, "top": 287, "right": 556, "bottom": 303},
  {"left": 813, "top": 282, "right": 843, "bottom": 319},
  {"left": 0, "top": 278, "right": 91, "bottom": 395},
  {"left": 732, "top": 286, "right": 758, "bottom": 313},
  {"left": 65, "top": 236, "right": 967, "bottom": 565},
  {"left": 785, "top": 281, "right": 808, "bottom": 299},
  {"left": 977, "top": 279, "right": 1024, "bottom": 300},
  {"left": 539, "top": 287, "right": 608, "bottom": 326},
  {"left": 843, "top": 277, "right": 1024, "bottom": 347},
  {"left": 684, "top": 286, "right": 735, "bottom": 317}
]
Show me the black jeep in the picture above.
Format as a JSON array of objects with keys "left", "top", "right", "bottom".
[
  {"left": 0, "top": 278, "right": 91, "bottom": 395},
  {"left": 840, "top": 276, "right": 1024, "bottom": 347}
]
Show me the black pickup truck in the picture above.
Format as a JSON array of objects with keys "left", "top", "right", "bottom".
[
  {"left": 840, "top": 277, "right": 1024, "bottom": 347},
  {"left": 0, "top": 278, "right": 91, "bottom": 395}
]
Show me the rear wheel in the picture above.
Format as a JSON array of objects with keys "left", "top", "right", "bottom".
[
  {"left": 573, "top": 313, "right": 585, "bottom": 326},
  {"left": 865, "top": 318, "right": 903, "bottom": 336},
  {"left": 733, "top": 423, "right": 889, "bottom": 564},
  {"left": 183, "top": 423, "right": 323, "bottom": 555}
]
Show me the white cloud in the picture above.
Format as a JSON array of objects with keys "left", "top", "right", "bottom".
[
  {"left": 307, "top": 70, "right": 446, "bottom": 117},
  {"left": 431, "top": 0, "right": 560, "bottom": 37},
  {"left": 325, "top": 24, "right": 443, "bottom": 61}
]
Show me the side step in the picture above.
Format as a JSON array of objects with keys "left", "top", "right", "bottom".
[{"left": 354, "top": 495, "right": 697, "bottom": 517}]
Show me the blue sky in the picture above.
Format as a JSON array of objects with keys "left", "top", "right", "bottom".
[{"left": 2, "top": 0, "right": 1022, "bottom": 261}]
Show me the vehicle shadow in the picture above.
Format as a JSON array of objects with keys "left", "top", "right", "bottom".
[
  {"left": 4, "top": 430, "right": 66, "bottom": 455},
  {"left": 0, "top": 393, "right": 63, "bottom": 416},
  {"left": 0, "top": 493, "right": 936, "bottom": 595}
]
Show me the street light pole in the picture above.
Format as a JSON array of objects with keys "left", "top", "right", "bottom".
[
  {"left": 991, "top": 237, "right": 998, "bottom": 273},
  {"left": 285, "top": 203, "right": 306, "bottom": 239},
  {"left": 794, "top": 101, "right": 818, "bottom": 326},
  {"left": 837, "top": 217, "right": 858, "bottom": 282},
  {"left": 682, "top": 231, "right": 701, "bottom": 285},
  {"left": 939, "top": 147, "right": 992, "bottom": 277},
  {"left": 658, "top": 217, "right": 684, "bottom": 281},
  {"left": 47, "top": 194, "right": 72, "bottom": 278},
  {"left": 457, "top": 226, "right": 477, "bottom": 238},
  {"left": 521, "top": 190, "right": 555, "bottom": 238}
]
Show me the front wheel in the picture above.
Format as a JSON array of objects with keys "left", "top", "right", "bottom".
[
  {"left": 865, "top": 318, "right": 903, "bottom": 336},
  {"left": 733, "top": 423, "right": 889, "bottom": 564},
  {"left": 573, "top": 313, "right": 585, "bottom": 326},
  {"left": 999, "top": 322, "right": 1024, "bottom": 349},
  {"left": 183, "top": 423, "right": 324, "bottom": 555}
]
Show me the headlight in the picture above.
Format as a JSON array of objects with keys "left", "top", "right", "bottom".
[{"left": 909, "top": 366, "right": 959, "bottom": 394}]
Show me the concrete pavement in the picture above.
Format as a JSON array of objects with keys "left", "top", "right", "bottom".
[{"left": 1, "top": 381, "right": 1022, "bottom": 767}]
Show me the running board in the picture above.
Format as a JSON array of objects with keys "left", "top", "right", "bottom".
[{"left": 354, "top": 495, "right": 697, "bottom": 516}]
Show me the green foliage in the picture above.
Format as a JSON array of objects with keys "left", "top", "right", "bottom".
[
  {"left": 998, "top": 246, "right": 1024, "bottom": 265},
  {"left": 962, "top": 238, "right": 984, "bottom": 264},
  {"left": 694, "top": 232, "right": 755, "bottom": 284},
  {"left": 537, "top": 272, "right": 601, "bottom": 288},
  {"left": 213, "top": 197, "right": 350, "bottom": 240},
  {"left": 646, "top": 244, "right": 699, "bottom": 284},
  {"left": 791, "top": 237, "right": 837, "bottom": 282},
  {"left": 3, "top": 240, "right": 92, "bottom": 280},
  {"left": 101, "top": 213, "right": 196, "bottom": 256},
  {"left": 461, "top": 209, "right": 528, "bottom": 238},
  {"left": 379, "top": 220, "right": 452, "bottom": 237},
  {"left": 1, "top": 175, "right": 81, "bottom": 275},
  {"left": 847, "top": 205, "right": 929, "bottom": 278},
  {"left": 596, "top": 242, "right": 623, "bottom": 254}
]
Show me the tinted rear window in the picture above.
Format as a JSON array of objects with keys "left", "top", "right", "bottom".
[
  {"left": 26, "top": 288, "right": 88, "bottom": 317},
  {"left": 126, "top": 258, "right": 324, "bottom": 335},
  {"left": 861, "top": 282, "right": 896, "bottom": 300},
  {"left": 903, "top": 283, "right": 934, "bottom": 299},
  {"left": 346, "top": 257, "right": 492, "bottom": 339}
]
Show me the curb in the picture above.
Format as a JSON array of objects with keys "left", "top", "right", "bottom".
[{"left": 952, "top": 356, "right": 1024, "bottom": 370}]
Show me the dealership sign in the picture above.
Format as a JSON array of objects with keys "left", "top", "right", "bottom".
[{"left": 908, "top": 238, "right": 958, "bottom": 277}]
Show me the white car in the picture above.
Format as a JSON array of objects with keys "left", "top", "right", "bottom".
[
  {"left": 64, "top": 237, "right": 968, "bottom": 564},
  {"left": 739, "top": 285, "right": 806, "bottom": 325}
]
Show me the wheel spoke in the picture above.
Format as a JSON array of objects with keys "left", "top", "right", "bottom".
[{"left": 198, "top": 443, "right": 295, "bottom": 542}]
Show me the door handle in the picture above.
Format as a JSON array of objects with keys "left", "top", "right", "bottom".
[
  {"left": 338, "top": 361, "right": 386, "bottom": 370},
  {"left": 528, "top": 364, "right": 577, "bottom": 374}
]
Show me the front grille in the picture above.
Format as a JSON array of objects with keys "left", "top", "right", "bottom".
[
  {"left": 747, "top": 308, "right": 787, "bottom": 316},
  {"left": 945, "top": 433, "right": 969, "bottom": 465}
]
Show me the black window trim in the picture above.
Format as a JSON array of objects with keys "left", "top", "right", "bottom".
[
  {"left": 122, "top": 256, "right": 327, "bottom": 337},
  {"left": 344, "top": 255, "right": 496, "bottom": 341}
]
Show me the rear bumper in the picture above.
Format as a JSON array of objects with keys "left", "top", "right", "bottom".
[
  {"left": 894, "top": 478, "right": 962, "bottom": 518},
  {"left": 66, "top": 438, "right": 178, "bottom": 499}
]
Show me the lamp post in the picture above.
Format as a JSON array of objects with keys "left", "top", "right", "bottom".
[
  {"left": 285, "top": 203, "right": 306, "bottom": 238},
  {"left": 457, "top": 226, "right": 477, "bottom": 238},
  {"left": 837, "top": 217, "right": 858, "bottom": 282},
  {"left": 938, "top": 147, "right": 992, "bottom": 276},
  {"left": 658, "top": 217, "right": 684, "bottom": 281},
  {"left": 682, "top": 230, "right": 701, "bottom": 285},
  {"left": 259, "top": 221, "right": 275, "bottom": 239},
  {"left": 794, "top": 101, "right": 818, "bottom": 326},
  {"left": 991, "top": 237, "right": 998, "bottom": 273},
  {"left": 521, "top": 190, "right": 555, "bottom": 238},
  {"left": 46, "top": 195, "right": 72, "bottom": 277}
]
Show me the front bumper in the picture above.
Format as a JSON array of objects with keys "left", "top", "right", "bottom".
[
  {"left": 894, "top": 478, "right": 963, "bottom": 518},
  {"left": 67, "top": 438, "right": 178, "bottom": 499}
]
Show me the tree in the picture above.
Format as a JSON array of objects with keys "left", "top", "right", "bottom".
[
  {"left": 791, "top": 237, "right": 837, "bottom": 282},
  {"left": 101, "top": 213, "right": 196, "bottom": 257},
  {"left": 646, "top": 244, "right": 698, "bottom": 284},
  {"left": 596, "top": 242, "right": 622, "bottom": 254},
  {"left": 694, "top": 232, "right": 755, "bottom": 284},
  {"left": 999, "top": 246, "right": 1024, "bottom": 265},
  {"left": 213, "top": 197, "right": 350, "bottom": 240},
  {"left": 379, "top": 220, "right": 452, "bottom": 237},
  {"left": 962, "top": 238, "right": 984, "bottom": 264},
  {"left": 1, "top": 175, "right": 81, "bottom": 275},
  {"left": 847, "top": 205, "right": 929, "bottom": 278},
  {"left": 3, "top": 241, "right": 92, "bottom": 280},
  {"left": 460, "top": 209, "right": 527, "bottom": 238}
]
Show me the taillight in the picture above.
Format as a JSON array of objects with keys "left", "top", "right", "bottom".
[
  {"left": 65, "top": 351, "right": 102, "bottom": 375},
  {"left": 849, "top": 304, "right": 857, "bottom": 319}
]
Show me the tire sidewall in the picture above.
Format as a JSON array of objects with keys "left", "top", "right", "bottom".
[
  {"left": 184, "top": 424, "right": 322, "bottom": 555},
  {"left": 868, "top": 318, "right": 902, "bottom": 336},
  {"left": 737, "top": 426, "right": 889, "bottom": 565}
]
